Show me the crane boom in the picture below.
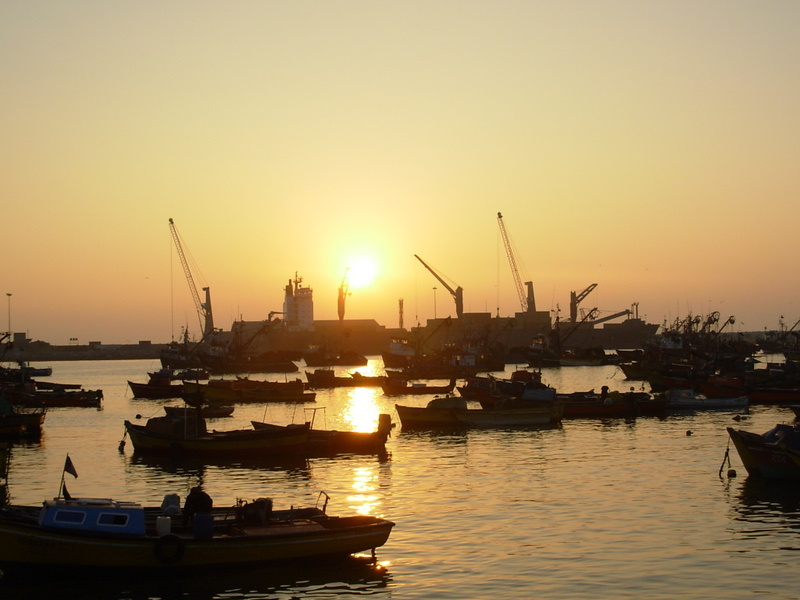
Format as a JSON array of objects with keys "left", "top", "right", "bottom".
[
  {"left": 590, "top": 309, "right": 631, "bottom": 326},
  {"left": 570, "top": 284, "right": 597, "bottom": 322},
  {"left": 497, "top": 212, "right": 534, "bottom": 312},
  {"left": 413, "top": 254, "right": 464, "bottom": 318},
  {"left": 169, "top": 218, "right": 214, "bottom": 336}
]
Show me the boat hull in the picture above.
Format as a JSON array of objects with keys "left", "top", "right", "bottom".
[
  {"left": 129, "top": 381, "right": 183, "bottom": 399},
  {"left": 124, "top": 421, "right": 309, "bottom": 457},
  {"left": 0, "top": 511, "right": 393, "bottom": 570},
  {"left": 163, "top": 405, "right": 234, "bottom": 418},
  {"left": 305, "top": 370, "right": 387, "bottom": 388},
  {"left": 727, "top": 426, "right": 800, "bottom": 479},
  {"left": 560, "top": 398, "right": 667, "bottom": 419},
  {"left": 7, "top": 388, "right": 103, "bottom": 408},
  {"left": 667, "top": 396, "right": 749, "bottom": 410},
  {"left": 381, "top": 379, "right": 457, "bottom": 396},
  {"left": 251, "top": 414, "right": 392, "bottom": 456},
  {"left": 395, "top": 401, "right": 563, "bottom": 429}
]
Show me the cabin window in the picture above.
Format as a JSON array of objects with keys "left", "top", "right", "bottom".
[
  {"left": 98, "top": 513, "right": 129, "bottom": 527},
  {"left": 54, "top": 510, "right": 86, "bottom": 524}
]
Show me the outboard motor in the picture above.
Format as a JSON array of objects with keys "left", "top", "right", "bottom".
[{"left": 238, "top": 497, "right": 273, "bottom": 524}]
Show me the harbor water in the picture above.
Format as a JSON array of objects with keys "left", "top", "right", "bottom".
[{"left": 2, "top": 358, "right": 799, "bottom": 599}]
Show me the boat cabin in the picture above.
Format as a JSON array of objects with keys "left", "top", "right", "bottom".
[
  {"left": 38, "top": 498, "right": 146, "bottom": 536},
  {"left": 762, "top": 424, "right": 800, "bottom": 450},
  {"left": 144, "top": 413, "right": 208, "bottom": 437}
]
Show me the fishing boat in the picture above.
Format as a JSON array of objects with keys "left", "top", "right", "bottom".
[
  {"left": 661, "top": 388, "right": 749, "bottom": 411},
  {"left": 251, "top": 410, "right": 393, "bottom": 456},
  {"left": 389, "top": 364, "right": 478, "bottom": 380},
  {"left": 129, "top": 367, "right": 210, "bottom": 400},
  {"left": 458, "top": 370, "right": 551, "bottom": 402},
  {"left": 128, "top": 380, "right": 184, "bottom": 400},
  {"left": 122, "top": 412, "right": 310, "bottom": 457},
  {"left": 0, "top": 490, "right": 394, "bottom": 572},
  {"left": 381, "top": 378, "right": 457, "bottom": 396},
  {"left": 0, "top": 392, "right": 46, "bottom": 437},
  {"left": 726, "top": 423, "right": 800, "bottom": 479},
  {"left": 305, "top": 369, "right": 387, "bottom": 389},
  {"left": 148, "top": 368, "right": 209, "bottom": 381},
  {"left": 0, "top": 362, "right": 52, "bottom": 382},
  {"left": 395, "top": 396, "right": 563, "bottom": 429},
  {"left": 554, "top": 388, "right": 667, "bottom": 419},
  {"left": 163, "top": 403, "right": 234, "bottom": 418},
  {"left": 5, "top": 386, "right": 103, "bottom": 408}
]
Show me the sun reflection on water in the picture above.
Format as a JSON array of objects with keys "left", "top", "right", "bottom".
[
  {"left": 348, "top": 466, "right": 381, "bottom": 515},
  {"left": 350, "top": 358, "right": 383, "bottom": 377},
  {"left": 343, "top": 387, "right": 382, "bottom": 432}
]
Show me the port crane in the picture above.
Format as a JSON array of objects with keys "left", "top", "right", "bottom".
[
  {"left": 570, "top": 283, "right": 631, "bottom": 325},
  {"left": 497, "top": 212, "right": 535, "bottom": 312},
  {"left": 413, "top": 254, "right": 463, "bottom": 319},
  {"left": 337, "top": 268, "right": 350, "bottom": 322},
  {"left": 168, "top": 218, "right": 214, "bottom": 337},
  {"left": 570, "top": 284, "right": 597, "bottom": 323}
]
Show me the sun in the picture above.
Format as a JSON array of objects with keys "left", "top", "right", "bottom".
[{"left": 345, "top": 257, "right": 378, "bottom": 289}]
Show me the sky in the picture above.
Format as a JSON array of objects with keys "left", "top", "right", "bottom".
[{"left": 2, "top": 1, "right": 799, "bottom": 345}]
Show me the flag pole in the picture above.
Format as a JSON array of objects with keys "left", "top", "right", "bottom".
[{"left": 59, "top": 466, "right": 66, "bottom": 500}]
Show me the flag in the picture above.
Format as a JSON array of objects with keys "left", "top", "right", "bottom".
[
  {"left": 64, "top": 455, "right": 78, "bottom": 478},
  {"left": 62, "top": 483, "right": 72, "bottom": 500}
]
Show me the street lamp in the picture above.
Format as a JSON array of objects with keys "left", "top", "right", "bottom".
[
  {"left": 433, "top": 286, "right": 437, "bottom": 320},
  {"left": 6, "top": 293, "right": 11, "bottom": 336}
]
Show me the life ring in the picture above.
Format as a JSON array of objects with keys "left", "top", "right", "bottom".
[{"left": 154, "top": 534, "right": 185, "bottom": 564}]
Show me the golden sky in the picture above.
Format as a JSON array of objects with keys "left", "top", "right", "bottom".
[{"left": 2, "top": 1, "right": 799, "bottom": 344}]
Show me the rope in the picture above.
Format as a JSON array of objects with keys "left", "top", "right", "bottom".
[{"left": 718, "top": 442, "right": 731, "bottom": 478}]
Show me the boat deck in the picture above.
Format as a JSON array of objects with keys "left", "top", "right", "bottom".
[{"left": 231, "top": 519, "right": 326, "bottom": 536}]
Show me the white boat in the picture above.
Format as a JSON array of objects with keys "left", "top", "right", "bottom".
[{"left": 662, "top": 388, "right": 748, "bottom": 410}]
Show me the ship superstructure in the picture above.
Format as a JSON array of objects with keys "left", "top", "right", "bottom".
[{"left": 283, "top": 274, "right": 314, "bottom": 332}]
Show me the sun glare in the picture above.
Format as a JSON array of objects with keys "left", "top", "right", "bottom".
[{"left": 346, "top": 257, "right": 378, "bottom": 289}]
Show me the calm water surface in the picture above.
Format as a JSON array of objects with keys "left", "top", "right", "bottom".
[{"left": 2, "top": 358, "right": 799, "bottom": 599}]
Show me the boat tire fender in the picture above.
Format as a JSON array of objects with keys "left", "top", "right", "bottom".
[{"left": 155, "top": 533, "right": 185, "bottom": 564}]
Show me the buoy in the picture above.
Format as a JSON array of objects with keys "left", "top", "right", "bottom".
[
  {"left": 733, "top": 415, "right": 741, "bottom": 421},
  {"left": 728, "top": 468, "right": 737, "bottom": 478},
  {"left": 118, "top": 439, "right": 126, "bottom": 452},
  {"left": 686, "top": 430, "right": 693, "bottom": 436},
  {"left": 136, "top": 414, "right": 142, "bottom": 419}
]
